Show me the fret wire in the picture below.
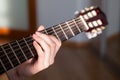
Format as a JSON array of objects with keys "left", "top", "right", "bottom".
[
  {"left": 45, "top": 26, "right": 67, "bottom": 41},
  {"left": 75, "top": 19, "right": 84, "bottom": 31},
  {"left": 1, "top": 46, "right": 14, "bottom": 68},
  {"left": 67, "top": 19, "right": 82, "bottom": 34},
  {"left": 0, "top": 23, "right": 82, "bottom": 65},
  {"left": 48, "top": 21, "right": 82, "bottom": 36},
  {"left": 44, "top": 29, "right": 48, "bottom": 34},
  {"left": 55, "top": 25, "right": 81, "bottom": 39},
  {"left": 0, "top": 22, "right": 79, "bottom": 56},
  {"left": 51, "top": 23, "right": 82, "bottom": 40},
  {"left": 23, "top": 38, "right": 34, "bottom": 57},
  {"left": 0, "top": 17, "right": 83, "bottom": 59},
  {"left": 61, "top": 23, "right": 74, "bottom": 39},
  {"left": 58, "top": 24, "right": 68, "bottom": 40},
  {"left": 0, "top": 53, "right": 28, "bottom": 67},
  {"left": 0, "top": 39, "right": 34, "bottom": 65},
  {"left": 66, "top": 22, "right": 75, "bottom": 36},
  {"left": 68, "top": 18, "right": 81, "bottom": 32},
  {"left": 16, "top": 40, "right": 28, "bottom": 60},
  {"left": 40, "top": 17, "right": 82, "bottom": 34},
  {"left": 0, "top": 48, "right": 34, "bottom": 67},
  {"left": 24, "top": 36, "right": 37, "bottom": 56},
  {"left": 8, "top": 43, "right": 21, "bottom": 64},
  {"left": 16, "top": 39, "right": 32, "bottom": 60},
  {"left": 59, "top": 24, "right": 81, "bottom": 39},
  {"left": 0, "top": 20, "right": 83, "bottom": 58},
  {"left": 0, "top": 43, "right": 26, "bottom": 58},
  {"left": 72, "top": 19, "right": 81, "bottom": 32},
  {"left": 0, "top": 16, "right": 83, "bottom": 73},
  {"left": 51, "top": 27, "right": 61, "bottom": 41},
  {"left": 45, "top": 18, "right": 81, "bottom": 34},
  {"left": 0, "top": 39, "right": 33, "bottom": 58},
  {"left": 1, "top": 46, "right": 25, "bottom": 66},
  {"left": 0, "top": 59, "right": 7, "bottom": 71}
]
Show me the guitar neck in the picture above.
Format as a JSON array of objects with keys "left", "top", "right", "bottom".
[{"left": 0, "top": 16, "right": 84, "bottom": 74}]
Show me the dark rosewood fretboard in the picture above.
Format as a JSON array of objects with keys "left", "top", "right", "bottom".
[{"left": 0, "top": 17, "right": 84, "bottom": 74}]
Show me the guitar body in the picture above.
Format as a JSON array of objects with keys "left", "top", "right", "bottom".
[{"left": 0, "top": 6, "right": 108, "bottom": 79}]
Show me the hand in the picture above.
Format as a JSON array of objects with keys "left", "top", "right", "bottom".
[{"left": 7, "top": 25, "right": 61, "bottom": 80}]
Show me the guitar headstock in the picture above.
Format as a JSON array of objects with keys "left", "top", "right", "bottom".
[{"left": 77, "top": 6, "right": 108, "bottom": 39}]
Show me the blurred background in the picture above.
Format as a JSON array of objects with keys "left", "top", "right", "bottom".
[{"left": 0, "top": 0, "right": 120, "bottom": 80}]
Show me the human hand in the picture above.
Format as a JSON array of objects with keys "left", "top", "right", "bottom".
[{"left": 7, "top": 25, "right": 61, "bottom": 80}]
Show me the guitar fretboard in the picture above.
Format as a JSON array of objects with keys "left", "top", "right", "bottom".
[{"left": 0, "top": 17, "right": 84, "bottom": 74}]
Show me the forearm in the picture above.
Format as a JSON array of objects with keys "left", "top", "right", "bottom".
[{"left": 6, "top": 69, "right": 27, "bottom": 80}]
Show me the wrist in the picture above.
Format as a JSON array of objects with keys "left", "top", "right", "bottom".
[{"left": 7, "top": 69, "right": 18, "bottom": 80}]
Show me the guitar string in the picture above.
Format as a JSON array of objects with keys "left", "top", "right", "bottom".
[
  {"left": 0, "top": 19, "right": 83, "bottom": 61},
  {"left": 42, "top": 17, "right": 82, "bottom": 34},
  {"left": 0, "top": 17, "right": 82, "bottom": 54},
  {"left": 0, "top": 22, "right": 81, "bottom": 64},
  {"left": 0, "top": 23, "right": 83, "bottom": 66},
  {"left": 0, "top": 20, "right": 83, "bottom": 58},
  {"left": 0, "top": 18, "right": 84, "bottom": 68},
  {"left": 0, "top": 21, "right": 83, "bottom": 66},
  {"left": 0, "top": 25, "right": 83, "bottom": 69}
]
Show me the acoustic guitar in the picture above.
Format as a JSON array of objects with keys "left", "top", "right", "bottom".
[{"left": 0, "top": 6, "right": 108, "bottom": 79}]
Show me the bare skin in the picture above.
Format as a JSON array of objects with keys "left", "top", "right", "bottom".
[{"left": 7, "top": 26, "right": 61, "bottom": 80}]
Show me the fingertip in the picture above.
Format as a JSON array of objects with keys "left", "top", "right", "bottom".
[
  {"left": 33, "top": 41, "right": 37, "bottom": 46},
  {"left": 37, "top": 25, "right": 45, "bottom": 31}
]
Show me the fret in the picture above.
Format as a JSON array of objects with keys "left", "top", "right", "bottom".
[
  {"left": 0, "top": 47, "right": 7, "bottom": 74},
  {"left": 44, "top": 29, "right": 48, "bottom": 34},
  {"left": 0, "top": 54, "right": 13, "bottom": 71},
  {"left": 28, "top": 44, "right": 37, "bottom": 56},
  {"left": 24, "top": 36, "right": 37, "bottom": 56},
  {"left": 60, "top": 23, "right": 73, "bottom": 39},
  {"left": 67, "top": 20, "right": 81, "bottom": 35},
  {"left": 0, "top": 59, "right": 6, "bottom": 74},
  {"left": 10, "top": 41, "right": 27, "bottom": 64},
  {"left": 72, "top": 19, "right": 81, "bottom": 32},
  {"left": 59, "top": 24, "right": 68, "bottom": 40},
  {"left": 3, "top": 43, "right": 20, "bottom": 67},
  {"left": 17, "top": 39, "right": 33, "bottom": 59},
  {"left": 28, "top": 44, "right": 37, "bottom": 57},
  {"left": 8, "top": 43, "right": 21, "bottom": 64},
  {"left": 16, "top": 40, "right": 28, "bottom": 60},
  {"left": 66, "top": 22, "right": 75, "bottom": 36},
  {"left": 0, "top": 46, "right": 13, "bottom": 71},
  {"left": 53, "top": 25, "right": 67, "bottom": 41},
  {"left": 0, "top": 6, "right": 108, "bottom": 75},
  {"left": 75, "top": 17, "right": 84, "bottom": 31},
  {"left": 52, "top": 27, "right": 61, "bottom": 41},
  {"left": 45, "top": 27, "right": 54, "bottom": 35},
  {"left": 23, "top": 38, "right": 34, "bottom": 57},
  {"left": 1, "top": 45, "right": 14, "bottom": 68}
]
